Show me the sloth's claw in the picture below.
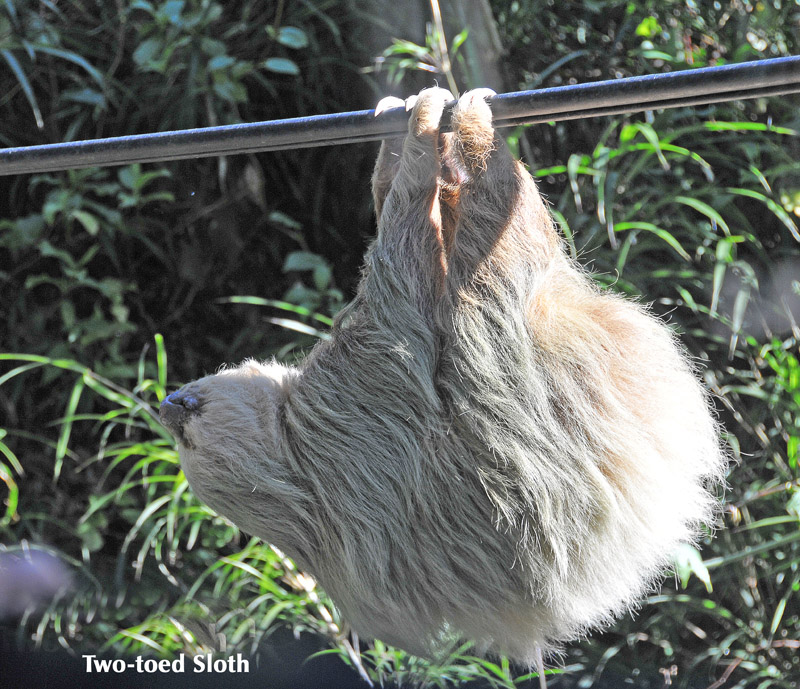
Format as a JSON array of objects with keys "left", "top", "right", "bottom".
[{"left": 374, "top": 96, "right": 405, "bottom": 117}]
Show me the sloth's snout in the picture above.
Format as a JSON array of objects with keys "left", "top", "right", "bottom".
[{"left": 159, "top": 390, "right": 201, "bottom": 443}]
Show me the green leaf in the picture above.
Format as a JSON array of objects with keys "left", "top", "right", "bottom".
[
  {"left": 451, "top": 28, "right": 469, "bottom": 53},
  {"left": 32, "top": 44, "right": 105, "bottom": 86},
  {"left": 212, "top": 80, "right": 247, "bottom": 103},
  {"left": 276, "top": 26, "right": 309, "bottom": 50},
  {"left": 38, "top": 240, "right": 77, "bottom": 268},
  {"left": 675, "top": 286, "right": 698, "bottom": 313},
  {"left": 770, "top": 574, "right": 800, "bottom": 636},
  {"left": 218, "top": 296, "right": 333, "bottom": 326},
  {"left": 614, "top": 142, "right": 713, "bottom": 180},
  {"left": 117, "top": 165, "right": 136, "bottom": 190},
  {"left": 635, "top": 16, "right": 661, "bottom": 38},
  {"left": 3, "top": 0, "right": 17, "bottom": 22},
  {"left": 283, "top": 251, "right": 328, "bottom": 273},
  {"left": 711, "top": 236, "right": 744, "bottom": 313},
  {"left": 787, "top": 490, "right": 800, "bottom": 517},
  {"left": 675, "top": 196, "right": 730, "bottom": 236},
  {"left": 1, "top": 49, "right": 44, "bottom": 129},
  {"left": 705, "top": 121, "right": 798, "bottom": 136},
  {"left": 268, "top": 210, "right": 303, "bottom": 230},
  {"left": 619, "top": 123, "right": 637, "bottom": 143},
  {"left": 208, "top": 54, "right": 235, "bottom": 71},
  {"left": 313, "top": 264, "right": 332, "bottom": 291},
  {"left": 551, "top": 209, "right": 576, "bottom": 259},
  {"left": 77, "top": 522, "right": 105, "bottom": 552},
  {"left": 267, "top": 317, "right": 331, "bottom": 341},
  {"left": 640, "top": 49, "right": 675, "bottom": 61},
  {"left": 200, "top": 37, "right": 226, "bottom": 57},
  {"left": 0, "top": 456, "right": 20, "bottom": 527},
  {"left": 69, "top": 209, "right": 100, "bottom": 235},
  {"left": 0, "top": 430, "right": 24, "bottom": 476},
  {"left": 133, "top": 38, "right": 162, "bottom": 67},
  {"left": 726, "top": 187, "right": 800, "bottom": 242},
  {"left": 674, "top": 543, "right": 712, "bottom": 592},
  {"left": 731, "top": 281, "right": 750, "bottom": 335},
  {"left": 262, "top": 57, "right": 300, "bottom": 75},
  {"left": 615, "top": 231, "right": 634, "bottom": 275},
  {"left": 0, "top": 214, "right": 45, "bottom": 250},
  {"left": 137, "top": 169, "right": 171, "bottom": 189},
  {"left": 61, "top": 87, "right": 107, "bottom": 108},
  {"left": 566, "top": 153, "right": 586, "bottom": 211},
  {"left": 161, "top": 0, "right": 185, "bottom": 24},
  {"left": 54, "top": 376, "right": 85, "bottom": 483},
  {"left": 629, "top": 122, "right": 669, "bottom": 169},
  {"left": 155, "top": 334, "right": 167, "bottom": 399},
  {"left": 613, "top": 222, "right": 691, "bottom": 261}
]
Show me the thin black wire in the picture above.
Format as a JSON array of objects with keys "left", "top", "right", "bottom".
[{"left": 0, "top": 55, "right": 798, "bottom": 176}]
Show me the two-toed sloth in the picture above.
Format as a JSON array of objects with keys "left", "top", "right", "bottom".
[{"left": 160, "top": 88, "right": 727, "bottom": 663}]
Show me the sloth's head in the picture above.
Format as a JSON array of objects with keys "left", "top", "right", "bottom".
[
  {"left": 159, "top": 360, "right": 292, "bottom": 451},
  {"left": 158, "top": 360, "right": 311, "bottom": 560}
]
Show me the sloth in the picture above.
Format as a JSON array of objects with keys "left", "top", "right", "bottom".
[{"left": 160, "top": 88, "right": 727, "bottom": 665}]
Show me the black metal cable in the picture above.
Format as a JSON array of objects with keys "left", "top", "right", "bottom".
[{"left": 1, "top": 55, "right": 798, "bottom": 176}]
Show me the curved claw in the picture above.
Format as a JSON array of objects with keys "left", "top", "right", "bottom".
[
  {"left": 407, "top": 87, "right": 455, "bottom": 138},
  {"left": 374, "top": 94, "right": 425, "bottom": 117},
  {"left": 374, "top": 96, "right": 406, "bottom": 117},
  {"left": 465, "top": 88, "right": 497, "bottom": 101}
]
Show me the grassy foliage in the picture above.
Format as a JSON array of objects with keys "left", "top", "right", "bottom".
[{"left": 2, "top": 1, "right": 800, "bottom": 688}]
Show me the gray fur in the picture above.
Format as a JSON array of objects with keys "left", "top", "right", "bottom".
[{"left": 160, "top": 88, "right": 727, "bottom": 663}]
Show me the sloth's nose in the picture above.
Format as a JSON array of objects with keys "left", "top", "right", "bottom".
[{"left": 159, "top": 390, "right": 201, "bottom": 438}]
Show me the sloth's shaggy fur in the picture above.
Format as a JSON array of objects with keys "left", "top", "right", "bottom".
[{"left": 160, "top": 88, "right": 727, "bottom": 663}]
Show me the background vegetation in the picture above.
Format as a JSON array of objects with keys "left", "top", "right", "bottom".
[{"left": 1, "top": 1, "right": 799, "bottom": 687}]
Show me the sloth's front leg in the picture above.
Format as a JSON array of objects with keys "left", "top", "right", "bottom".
[{"left": 364, "top": 87, "right": 455, "bottom": 317}]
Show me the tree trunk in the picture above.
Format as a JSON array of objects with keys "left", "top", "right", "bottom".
[{"left": 362, "top": 0, "right": 506, "bottom": 98}]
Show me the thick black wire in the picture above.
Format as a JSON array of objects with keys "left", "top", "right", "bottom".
[{"left": 0, "top": 55, "right": 798, "bottom": 176}]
